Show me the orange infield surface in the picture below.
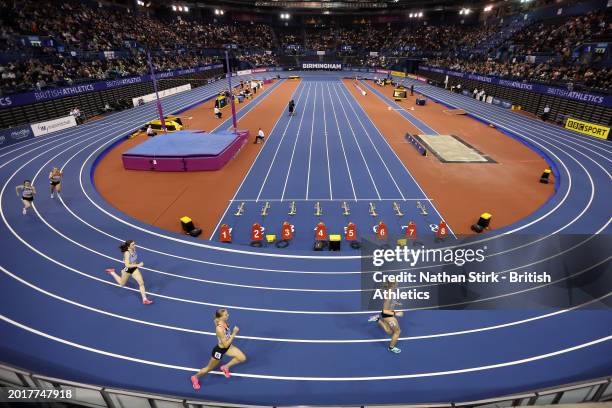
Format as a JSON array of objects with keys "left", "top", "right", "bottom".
[{"left": 95, "top": 78, "right": 553, "bottom": 237}]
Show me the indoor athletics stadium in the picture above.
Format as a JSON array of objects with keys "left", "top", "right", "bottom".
[{"left": 0, "top": 0, "right": 610, "bottom": 407}]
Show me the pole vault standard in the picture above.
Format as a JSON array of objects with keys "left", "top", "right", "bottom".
[
  {"left": 225, "top": 50, "right": 238, "bottom": 132},
  {"left": 147, "top": 51, "right": 167, "bottom": 133}
]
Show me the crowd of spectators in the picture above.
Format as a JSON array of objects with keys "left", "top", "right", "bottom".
[
  {"left": 506, "top": 11, "right": 609, "bottom": 59},
  {"left": 0, "top": 0, "right": 609, "bottom": 94},
  {"left": 0, "top": 53, "right": 217, "bottom": 95},
  {"left": 426, "top": 57, "right": 611, "bottom": 90}
]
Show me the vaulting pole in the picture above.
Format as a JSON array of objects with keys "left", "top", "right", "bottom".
[
  {"left": 225, "top": 50, "right": 238, "bottom": 132},
  {"left": 147, "top": 51, "right": 166, "bottom": 133}
]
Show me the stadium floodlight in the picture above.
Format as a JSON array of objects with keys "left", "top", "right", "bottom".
[
  {"left": 484, "top": 5, "right": 493, "bottom": 12},
  {"left": 184, "top": 6, "right": 188, "bottom": 12},
  {"left": 418, "top": 11, "right": 423, "bottom": 17},
  {"left": 178, "top": 5, "right": 183, "bottom": 11},
  {"left": 172, "top": 5, "right": 177, "bottom": 11}
]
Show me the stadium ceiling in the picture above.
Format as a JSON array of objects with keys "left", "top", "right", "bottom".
[{"left": 182, "top": 0, "right": 486, "bottom": 11}]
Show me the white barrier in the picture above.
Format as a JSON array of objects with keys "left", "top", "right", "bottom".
[
  {"left": 30, "top": 115, "right": 77, "bottom": 137},
  {"left": 132, "top": 84, "right": 192, "bottom": 107}
]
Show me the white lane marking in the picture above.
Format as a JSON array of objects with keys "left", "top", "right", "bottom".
[
  {"left": 322, "top": 83, "right": 333, "bottom": 200},
  {"left": 337, "top": 82, "right": 409, "bottom": 201},
  {"left": 2, "top": 264, "right": 609, "bottom": 343},
  {"left": 281, "top": 84, "right": 312, "bottom": 201},
  {"left": 209, "top": 80, "right": 305, "bottom": 239},
  {"left": 1, "top": 313, "right": 609, "bottom": 380},
  {"left": 305, "top": 83, "right": 317, "bottom": 200},
  {"left": 256, "top": 83, "right": 311, "bottom": 202},
  {"left": 331, "top": 83, "right": 381, "bottom": 199},
  {"left": 345, "top": 81, "right": 459, "bottom": 238}
]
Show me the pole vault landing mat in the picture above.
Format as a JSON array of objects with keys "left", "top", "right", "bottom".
[
  {"left": 415, "top": 134, "right": 496, "bottom": 163},
  {"left": 122, "top": 129, "right": 249, "bottom": 171}
]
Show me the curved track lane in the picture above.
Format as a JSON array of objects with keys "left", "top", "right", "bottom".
[{"left": 0, "top": 73, "right": 610, "bottom": 405}]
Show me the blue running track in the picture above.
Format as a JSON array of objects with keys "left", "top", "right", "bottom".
[{"left": 0, "top": 72, "right": 610, "bottom": 406}]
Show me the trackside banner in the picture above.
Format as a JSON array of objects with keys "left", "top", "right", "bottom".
[
  {"left": 132, "top": 84, "right": 192, "bottom": 107},
  {"left": 0, "top": 64, "right": 223, "bottom": 110},
  {"left": 301, "top": 63, "right": 342, "bottom": 70},
  {"left": 0, "top": 125, "right": 34, "bottom": 147},
  {"left": 419, "top": 66, "right": 612, "bottom": 108},
  {"left": 565, "top": 118, "right": 610, "bottom": 139},
  {"left": 30, "top": 115, "right": 77, "bottom": 137}
]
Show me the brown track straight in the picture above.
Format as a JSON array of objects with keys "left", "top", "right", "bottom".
[
  {"left": 342, "top": 79, "right": 554, "bottom": 235},
  {"left": 94, "top": 79, "right": 300, "bottom": 238}
]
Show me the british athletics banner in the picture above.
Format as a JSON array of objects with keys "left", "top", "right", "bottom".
[
  {"left": 0, "top": 64, "right": 223, "bottom": 110},
  {"left": 419, "top": 66, "right": 612, "bottom": 108}
]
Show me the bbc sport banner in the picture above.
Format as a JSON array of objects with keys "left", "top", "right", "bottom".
[
  {"left": 0, "top": 64, "right": 223, "bottom": 110},
  {"left": 565, "top": 118, "right": 610, "bottom": 139},
  {"left": 419, "top": 66, "right": 612, "bottom": 108}
]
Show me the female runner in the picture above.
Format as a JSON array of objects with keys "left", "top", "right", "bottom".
[
  {"left": 49, "top": 167, "right": 63, "bottom": 198},
  {"left": 105, "top": 240, "right": 153, "bottom": 304},
  {"left": 368, "top": 281, "right": 403, "bottom": 353},
  {"left": 191, "top": 308, "right": 247, "bottom": 390},
  {"left": 16, "top": 180, "right": 36, "bottom": 215}
]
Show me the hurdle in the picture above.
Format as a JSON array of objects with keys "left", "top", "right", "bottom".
[
  {"left": 392, "top": 202, "right": 403, "bottom": 217},
  {"left": 234, "top": 202, "right": 245, "bottom": 216},
  {"left": 314, "top": 201, "right": 322, "bottom": 217},
  {"left": 261, "top": 201, "right": 270, "bottom": 216},
  {"left": 416, "top": 200, "right": 428, "bottom": 216},
  {"left": 341, "top": 201, "right": 350, "bottom": 216},
  {"left": 369, "top": 202, "right": 378, "bottom": 217},
  {"left": 288, "top": 201, "right": 297, "bottom": 216}
]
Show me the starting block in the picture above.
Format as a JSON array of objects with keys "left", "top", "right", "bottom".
[
  {"left": 288, "top": 201, "right": 297, "bottom": 216},
  {"left": 392, "top": 202, "right": 403, "bottom": 217},
  {"left": 416, "top": 201, "right": 428, "bottom": 216},
  {"left": 369, "top": 202, "right": 378, "bottom": 217},
  {"left": 341, "top": 201, "right": 350, "bottom": 216},
  {"left": 314, "top": 201, "right": 323, "bottom": 217},
  {"left": 234, "top": 202, "right": 245, "bottom": 216},
  {"left": 261, "top": 201, "right": 270, "bottom": 216}
]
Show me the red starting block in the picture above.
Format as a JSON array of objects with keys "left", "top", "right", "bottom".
[
  {"left": 281, "top": 221, "right": 294, "bottom": 241},
  {"left": 251, "top": 223, "right": 264, "bottom": 241},
  {"left": 376, "top": 221, "right": 388, "bottom": 240},
  {"left": 345, "top": 222, "right": 357, "bottom": 241},
  {"left": 405, "top": 221, "right": 416, "bottom": 240},
  {"left": 436, "top": 220, "right": 448, "bottom": 239},
  {"left": 315, "top": 222, "right": 327, "bottom": 241},
  {"left": 219, "top": 224, "right": 232, "bottom": 243}
]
